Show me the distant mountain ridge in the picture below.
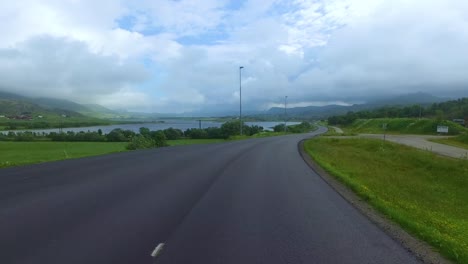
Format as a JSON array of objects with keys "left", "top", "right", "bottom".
[
  {"left": 0, "top": 90, "right": 116, "bottom": 118},
  {"left": 0, "top": 90, "right": 454, "bottom": 120},
  {"left": 0, "top": 98, "right": 83, "bottom": 118},
  {"left": 34, "top": 97, "right": 90, "bottom": 112},
  {"left": 264, "top": 92, "right": 448, "bottom": 119}
]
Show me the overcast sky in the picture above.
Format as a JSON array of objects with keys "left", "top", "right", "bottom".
[{"left": 0, "top": 0, "right": 467, "bottom": 113}]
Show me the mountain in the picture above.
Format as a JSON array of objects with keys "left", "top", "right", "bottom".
[
  {"left": 82, "top": 104, "right": 116, "bottom": 114},
  {"left": 0, "top": 90, "right": 119, "bottom": 119},
  {"left": 34, "top": 97, "right": 89, "bottom": 112},
  {"left": 263, "top": 92, "right": 447, "bottom": 119},
  {"left": 0, "top": 98, "right": 83, "bottom": 117},
  {"left": 371, "top": 92, "right": 447, "bottom": 106}
]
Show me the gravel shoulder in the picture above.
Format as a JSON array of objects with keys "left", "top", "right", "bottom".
[
  {"left": 330, "top": 126, "right": 344, "bottom": 134},
  {"left": 330, "top": 134, "right": 468, "bottom": 159}
]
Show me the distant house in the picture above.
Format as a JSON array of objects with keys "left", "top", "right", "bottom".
[
  {"left": 7, "top": 114, "right": 33, "bottom": 120},
  {"left": 0, "top": 115, "right": 5, "bottom": 118},
  {"left": 37, "top": 115, "right": 43, "bottom": 118}
]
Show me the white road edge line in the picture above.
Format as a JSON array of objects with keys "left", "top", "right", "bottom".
[{"left": 151, "top": 243, "right": 165, "bottom": 258}]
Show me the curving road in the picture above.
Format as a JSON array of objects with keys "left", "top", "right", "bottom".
[{"left": 0, "top": 127, "right": 420, "bottom": 264}]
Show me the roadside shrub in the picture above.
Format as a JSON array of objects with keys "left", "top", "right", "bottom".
[
  {"left": 149, "top": 130, "right": 168, "bottom": 147},
  {"left": 185, "top": 128, "right": 208, "bottom": 139},
  {"left": 14, "top": 132, "right": 36, "bottom": 141},
  {"left": 273, "top": 123, "right": 286, "bottom": 132},
  {"left": 245, "top": 125, "right": 263, "bottom": 136},
  {"left": 220, "top": 120, "right": 251, "bottom": 139},
  {"left": 205, "top": 127, "right": 223, "bottom": 139},
  {"left": 288, "top": 121, "right": 313, "bottom": 133},
  {"left": 106, "top": 129, "right": 128, "bottom": 142},
  {"left": 163, "top": 127, "right": 183, "bottom": 140},
  {"left": 139, "top": 127, "right": 151, "bottom": 137},
  {"left": 126, "top": 135, "right": 156, "bottom": 150}
]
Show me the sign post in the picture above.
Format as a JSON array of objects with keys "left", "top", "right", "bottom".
[
  {"left": 436, "top": 125, "right": 449, "bottom": 134},
  {"left": 382, "top": 123, "right": 387, "bottom": 141}
]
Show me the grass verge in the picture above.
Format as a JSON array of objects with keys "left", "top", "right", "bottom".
[
  {"left": 305, "top": 137, "right": 468, "bottom": 263},
  {"left": 0, "top": 132, "right": 291, "bottom": 168},
  {"left": 344, "top": 118, "right": 466, "bottom": 135},
  {"left": 0, "top": 141, "right": 127, "bottom": 168},
  {"left": 430, "top": 138, "right": 468, "bottom": 150},
  {"left": 430, "top": 133, "right": 468, "bottom": 150}
]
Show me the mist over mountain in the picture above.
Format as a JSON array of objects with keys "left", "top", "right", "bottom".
[{"left": 0, "top": 90, "right": 458, "bottom": 120}]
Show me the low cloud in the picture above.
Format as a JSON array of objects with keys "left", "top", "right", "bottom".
[
  {"left": 0, "top": 36, "right": 149, "bottom": 108},
  {"left": 0, "top": 0, "right": 467, "bottom": 113}
]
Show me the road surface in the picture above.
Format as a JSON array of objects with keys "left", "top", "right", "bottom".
[{"left": 0, "top": 127, "right": 420, "bottom": 264}]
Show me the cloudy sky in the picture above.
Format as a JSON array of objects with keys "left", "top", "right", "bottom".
[{"left": 0, "top": 0, "right": 467, "bottom": 113}]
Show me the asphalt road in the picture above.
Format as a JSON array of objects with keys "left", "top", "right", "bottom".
[{"left": 0, "top": 127, "right": 420, "bottom": 264}]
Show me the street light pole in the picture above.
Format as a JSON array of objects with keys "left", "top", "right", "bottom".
[
  {"left": 239, "top": 66, "right": 244, "bottom": 136},
  {"left": 284, "top": 96, "right": 288, "bottom": 132}
]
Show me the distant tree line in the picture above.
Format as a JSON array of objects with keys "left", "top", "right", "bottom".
[
  {"left": 0, "top": 121, "right": 269, "bottom": 149},
  {"left": 328, "top": 98, "right": 468, "bottom": 126},
  {"left": 184, "top": 121, "right": 263, "bottom": 139},
  {"left": 0, "top": 120, "right": 321, "bottom": 145},
  {"left": 1, "top": 120, "right": 112, "bottom": 130},
  {"left": 272, "top": 121, "right": 315, "bottom": 133}
]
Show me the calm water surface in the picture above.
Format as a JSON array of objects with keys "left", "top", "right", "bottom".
[{"left": 4, "top": 120, "right": 301, "bottom": 134}]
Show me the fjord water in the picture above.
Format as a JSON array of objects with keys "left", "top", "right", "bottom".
[{"left": 3, "top": 120, "right": 300, "bottom": 134}]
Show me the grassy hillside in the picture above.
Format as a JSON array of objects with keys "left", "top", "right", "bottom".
[
  {"left": 34, "top": 97, "right": 90, "bottom": 112},
  {"left": 305, "top": 138, "right": 468, "bottom": 263},
  {"left": 345, "top": 118, "right": 466, "bottom": 135},
  {"left": 0, "top": 99, "right": 114, "bottom": 130},
  {"left": 0, "top": 90, "right": 123, "bottom": 120},
  {"left": 0, "top": 99, "right": 82, "bottom": 116}
]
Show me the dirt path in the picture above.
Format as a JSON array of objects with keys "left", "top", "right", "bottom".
[
  {"left": 330, "top": 126, "right": 344, "bottom": 134},
  {"left": 332, "top": 134, "right": 468, "bottom": 159}
]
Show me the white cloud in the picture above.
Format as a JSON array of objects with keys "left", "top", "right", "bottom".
[
  {"left": 0, "top": 0, "right": 467, "bottom": 113},
  {"left": 96, "top": 88, "right": 152, "bottom": 110},
  {"left": 128, "top": 0, "right": 228, "bottom": 36},
  {"left": 0, "top": 36, "right": 148, "bottom": 106}
]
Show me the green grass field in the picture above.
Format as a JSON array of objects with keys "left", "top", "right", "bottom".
[
  {"left": 0, "top": 137, "right": 242, "bottom": 168},
  {"left": 305, "top": 138, "right": 468, "bottom": 263},
  {"left": 344, "top": 118, "right": 466, "bottom": 135},
  {"left": 0, "top": 131, "right": 294, "bottom": 168},
  {"left": 430, "top": 133, "right": 468, "bottom": 150},
  {"left": 0, "top": 141, "right": 127, "bottom": 168}
]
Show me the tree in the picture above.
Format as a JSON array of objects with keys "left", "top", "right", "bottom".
[
  {"left": 149, "top": 131, "right": 168, "bottom": 147},
  {"left": 273, "top": 123, "right": 285, "bottom": 132},
  {"left": 106, "top": 129, "right": 127, "bottom": 142},
  {"left": 184, "top": 128, "right": 208, "bottom": 139},
  {"left": 126, "top": 135, "right": 155, "bottom": 150},
  {"left": 220, "top": 120, "right": 250, "bottom": 138},
  {"left": 163, "top": 127, "right": 183, "bottom": 140},
  {"left": 139, "top": 127, "right": 151, "bottom": 137}
]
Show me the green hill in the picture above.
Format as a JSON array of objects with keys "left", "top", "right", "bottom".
[
  {"left": 0, "top": 92, "right": 114, "bottom": 130},
  {"left": 0, "top": 90, "right": 122, "bottom": 120},
  {"left": 0, "top": 98, "right": 83, "bottom": 117},
  {"left": 34, "top": 97, "right": 90, "bottom": 113}
]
